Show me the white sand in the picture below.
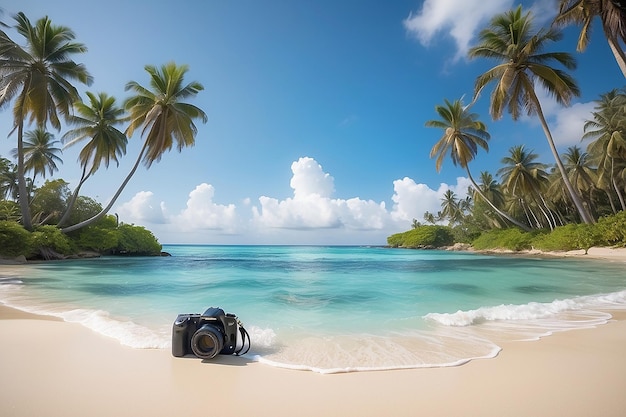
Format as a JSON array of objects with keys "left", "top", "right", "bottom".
[
  {"left": 2, "top": 246, "right": 625, "bottom": 416},
  {"left": 1, "top": 305, "right": 625, "bottom": 417}
]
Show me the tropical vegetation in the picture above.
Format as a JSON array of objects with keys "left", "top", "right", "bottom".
[
  {"left": 390, "top": 5, "right": 626, "bottom": 251},
  {"left": 0, "top": 11, "right": 206, "bottom": 259},
  {"left": 0, "top": 6, "right": 625, "bottom": 259}
]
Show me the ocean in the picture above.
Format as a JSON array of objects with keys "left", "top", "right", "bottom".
[{"left": 1, "top": 245, "right": 625, "bottom": 373}]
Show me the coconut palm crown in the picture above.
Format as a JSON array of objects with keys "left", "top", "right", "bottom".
[{"left": 468, "top": 5, "right": 593, "bottom": 224}]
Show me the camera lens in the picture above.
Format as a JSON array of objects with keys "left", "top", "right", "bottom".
[{"left": 190, "top": 324, "right": 224, "bottom": 359}]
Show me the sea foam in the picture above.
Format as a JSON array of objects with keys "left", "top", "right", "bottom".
[{"left": 425, "top": 290, "right": 626, "bottom": 327}]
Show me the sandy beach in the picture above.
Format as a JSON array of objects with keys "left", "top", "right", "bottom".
[{"left": 1, "top": 247, "right": 625, "bottom": 416}]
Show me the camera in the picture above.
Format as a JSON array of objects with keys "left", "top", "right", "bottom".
[{"left": 172, "top": 307, "right": 250, "bottom": 359}]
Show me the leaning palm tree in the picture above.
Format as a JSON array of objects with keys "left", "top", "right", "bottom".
[
  {"left": 498, "top": 145, "right": 555, "bottom": 229},
  {"left": 584, "top": 89, "right": 626, "bottom": 210},
  {"left": 468, "top": 6, "right": 593, "bottom": 224},
  {"left": 57, "top": 92, "right": 127, "bottom": 227},
  {"left": 13, "top": 127, "right": 63, "bottom": 185},
  {"left": 553, "top": 0, "right": 626, "bottom": 77},
  {"left": 0, "top": 157, "right": 18, "bottom": 200},
  {"left": 426, "top": 98, "right": 530, "bottom": 231},
  {"left": 477, "top": 171, "right": 506, "bottom": 209},
  {"left": 61, "top": 62, "right": 208, "bottom": 233},
  {"left": 474, "top": 171, "right": 509, "bottom": 228},
  {"left": 562, "top": 146, "right": 599, "bottom": 217},
  {"left": 0, "top": 12, "right": 92, "bottom": 230}
]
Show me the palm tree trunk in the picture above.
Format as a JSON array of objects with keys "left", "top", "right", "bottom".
[
  {"left": 530, "top": 90, "right": 594, "bottom": 224},
  {"left": 606, "top": 36, "right": 626, "bottom": 78},
  {"left": 520, "top": 199, "right": 533, "bottom": 226},
  {"left": 57, "top": 165, "right": 90, "bottom": 227},
  {"left": 16, "top": 121, "right": 33, "bottom": 231},
  {"left": 61, "top": 141, "right": 149, "bottom": 233},
  {"left": 613, "top": 178, "right": 626, "bottom": 210},
  {"left": 605, "top": 189, "right": 617, "bottom": 214},
  {"left": 531, "top": 195, "right": 553, "bottom": 229},
  {"left": 465, "top": 168, "right": 531, "bottom": 231}
]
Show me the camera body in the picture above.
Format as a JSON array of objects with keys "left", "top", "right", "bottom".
[{"left": 172, "top": 307, "right": 239, "bottom": 359}]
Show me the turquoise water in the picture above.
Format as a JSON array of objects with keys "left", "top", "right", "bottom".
[{"left": 1, "top": 245, "right": 625, "bottom": 373}]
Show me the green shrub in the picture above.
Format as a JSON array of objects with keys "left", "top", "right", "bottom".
[
  {"left": 532, "top": 223, "right": 603, "bottom": 253},
  {"left": 0, "top": 201, "right": 20, "bottom": 222},
  {"left": 532, "top": 224, "right": 578, "bottom": 251},
  {"left": 31, "top": 225, "right": 72, "bottom": 256},
  {"left": 386, "top": 226, "right": 454, "bottom": 248},
  {"left": 0, "top": 221, "right": 32, "bottom": 257},
  {"left": 116, "top": 224, "right": 162, "bottom": 255},
  {"left": 472, "top": 228, "right": 533, "bottom": 251},
  {"left": 596, "top": 211, "right": 626, "bottom": 246},
  {"left": 75, "top": 226, "right": 120, "bottom": 253}
]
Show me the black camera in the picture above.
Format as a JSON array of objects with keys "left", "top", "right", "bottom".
[{"left": 172, "top": 307, "right": 250, "bottom": 359}]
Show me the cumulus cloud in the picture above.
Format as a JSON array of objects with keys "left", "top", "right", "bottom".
[
  {"left": 403, "top": 0, "right": 514, "bottom": 60},
  {"left": 252, "top": 157, "right": 388, "bottom": 230},
  {"left": 524, "top": 87, "right": 596, "bottom": 148},
  {"left": 403, "top": 1, "right": 556, "bottom": 61},
  {"left": 390, "top": 176, "right": 471, "bottom": 223},
  {"left": 173, "top": 183, "right": 239, "bottom": 232},
  {"left": 290, "top": 157, "right": 335, "bottom": 198},
  {"left": 549, "top": 102, "right": 596, "bottom": 146},
  {"left": 116, "top": 191, "right": 167, "bottom": 224},
  {"left": 115, "top": 157, "right": 473, "bottom": 244}
]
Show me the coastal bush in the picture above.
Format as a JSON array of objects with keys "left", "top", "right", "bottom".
[
  {"left": 75, "top": 226, "right": 120, "bottom": 253},
  {"left": 0, "top": 221, "right": 32, "bottom": 257},
  {"left": 532, "top": 223, "right": 603, "bottom": 253},
  {"left": 71, "top": 215, "right": 119, "bottom": 253},
  {"left": 387, "top": 225, "right": 454, "bottom": 248},
  {"left": 596, "top": 211, "right": 626, "bottom": 246},
  {"left": 531, "top": 224, "right": 578, "bottom": 251},
  {"left": 116, "top": 224, "right": 162, "bottom": 255},
  {"left": 30, "top": 225, "right": 73, "bottom": 258},
  {"left": 0, "top": 200, "right": 20, "bottom": 222},
  {"left": 471, "top": 228, "right": 533, "bottom": 251}
]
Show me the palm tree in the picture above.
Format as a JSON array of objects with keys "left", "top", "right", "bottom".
[
  {"left": 475, "top": 171, "right": 508, "bottom": 228},
  {"left": 468, "top": 6, "right": 593, "bottom": 224},
  {"left": 61, "top": 62, "right": 208, "bottom": 232},
  {"left": 584, "top": 89, "right": 626, "bottom": 210},
  {"left": 563, "top": 146, "right": 599, "bottom": 217},
  {"left": 498, "top": 145, "right": 555, "bottom": 229},
  {"left": 425, "top": 98, "right": 530, "bottom": 231},
  {"left": 0, "top": 157, "right": 18, "bottom": 200},
  {"left": 440, "top": 189, "right": 462, "bottom": 225},
  {"left": 0, "top": 12, "right": 92, "bottom": 230},
  {"left": 58, "top": 92, "right": 127, "bottom": 227},
  {"left": 13, "top": 127, "right": 63, "bottom": 185},
  {"left": 553, "top": 0, "right": 626, "bottom": 77},
  {"left": 477, "top": 171, "right": 506, "bottom": 209}
]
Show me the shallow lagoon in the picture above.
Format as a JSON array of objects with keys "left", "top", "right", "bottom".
[{"left": 2, "top": 245, "right": 625, "bottom": 373}]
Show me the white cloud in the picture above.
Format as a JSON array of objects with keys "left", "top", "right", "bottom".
[
  {"left": 290, "top": 157, "right": 335, "bottom": 198},
  {"left": 116, "top": 191, "right": 167, "bottom": 224},
  {"left": 403, "top": 0, "right": 514, "bottom": 60},
  {"left": 549, "top": 102, "right": 595, "bottom": 146},
  {"left": 115, "top": 158, "right": 473, "bottom": 244},
  {"left": 403, "top": 1, "right": 556, "bottom": 61},
  {"left": 390, "top": 176, "right": 471, "bottom": 223},
  {"left": 252, "top": 157, "right": 387, "bottom": 230},
  {"left": 174, "top": 183, "right": 239, "bottom": 232},
  {"left": 527, "top": 87, "right": 595, "bottom": 148}
]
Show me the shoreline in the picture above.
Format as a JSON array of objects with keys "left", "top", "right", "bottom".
[
  {"left": 1, "top": 304, "right": 626, "bottom": 416},
  {"left": 2, "top": 246, "right": 625, "bottom": 415},
  {"left": 472, "top": 246, "right": 626, "bottom": 262}
]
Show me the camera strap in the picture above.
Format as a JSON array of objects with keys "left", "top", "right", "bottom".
[{"left": 235, "top": 321, "right": 251, "bottom": 356}]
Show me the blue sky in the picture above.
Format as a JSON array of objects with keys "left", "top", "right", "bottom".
[{"left": 1, "top": 0, "right": 624, "bottom": 245}]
